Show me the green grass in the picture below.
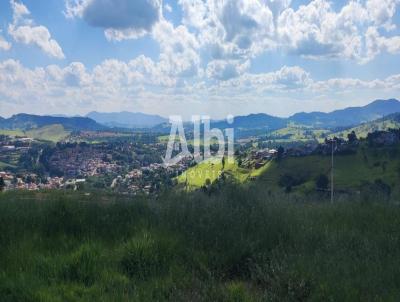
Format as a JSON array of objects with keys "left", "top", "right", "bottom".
[
  {"left": 258, "top": 145, "right": 400, "bottom": 197},
  {"left": 331, "top": 119, "right": 400, "bottom": 139},
  {"left": 2, "top": 187, "right": 400, "bottom": 301},
  {"left": 0, "top": 129, "right": 25, "bottom": 136},
  {"left": 0, "top": 125, "right": 70, "bottom": 142},
  {"left": 268, "top": 125, "right": 329, "bottom": 143},
  {"left": 177, "top": 158, "right": 252, "bottom": 188},
  {"left": 25, "top": 124, "right": 70, "bottom": 142}
]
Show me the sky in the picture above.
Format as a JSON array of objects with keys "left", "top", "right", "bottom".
[{"left": 0, "top": 0, "right": 399, "bottom": 119}]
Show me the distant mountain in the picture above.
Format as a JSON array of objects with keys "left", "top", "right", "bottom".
[
  {"left": 0, "top": 113, "right": 106, "bottom": 131},
  {"left": 289, "top": 99, "right": 400, "bottom": 128},
  {"left": 87, "top": 111, "right": 168, "bottom": 128},
  {"left": 212, "top": 113, "right": 287, "bottom": 131}
]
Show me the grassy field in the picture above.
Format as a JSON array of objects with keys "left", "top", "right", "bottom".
[
  {"left": 258, "top": 145, "right": 400, "bottom": 198},
  {"left": 0, "top": 129, "right": 25, "bottom": 136},
  {"left": 331, "top": 119, "right": 400, "bottom": 140},
  {"left": 177, "top": 158, "right": 254, "bottom": 188},
  {"left": 267, "top": 126, "right": 329, "bottom": 143},
  {"left": 0, "top": 124, "right": 70, "bottom": 142},
  {"left": 25, "top": 124, "right": 70, "bottom": 142},
  {"left": 1, "top": 187, "right": 400, "bottom": 301}
]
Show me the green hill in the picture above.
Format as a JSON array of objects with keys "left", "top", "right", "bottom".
[
  {"left": 258, "top": 145, "right": 400, "bottom": 198},
  {"left": 0, "top": 124, "right": 70, "bottom": 142},
  {"left": 177, "top": 158, "right": 251, "bottom": 188},
  {"left": 331, "top": 114, "right": 400, "bottom": 139},
  {"left": 25, "top": 124, "right": 70, "bottom": 142}
]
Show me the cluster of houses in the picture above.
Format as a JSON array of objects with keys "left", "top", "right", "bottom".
[
  {"left": 48, "top": 147, "right": 122, "bottom": 177},
  {"left": 0, "top": 171, "right": 70, "bottom": 191}
]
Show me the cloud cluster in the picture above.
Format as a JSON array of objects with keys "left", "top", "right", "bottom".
[
  {"left": 63, "top": 0, "right": 400, "bottom": 83},
  {"left": 1, "top": 58, "right": 399, "bottom": 117},
  {"left": 65, "top": 0, "right": 162, "bottom": 41},
  {"left": 8, "top": 0, "right": 64, "bottom": 59},
  {"left": 0, "top": 32, "right": 11, "bottom": 51}
]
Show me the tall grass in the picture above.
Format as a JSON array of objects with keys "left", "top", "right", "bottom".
[{"left": 1, "top": 187, "right": 400, "bottom": 301}]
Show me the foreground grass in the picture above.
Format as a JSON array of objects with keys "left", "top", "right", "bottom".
[{"left": 1, "top": 187, "right": 400, "bottom": 301}]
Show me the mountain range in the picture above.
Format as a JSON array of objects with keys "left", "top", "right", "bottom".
[
  {"left": 86, "top": 111, "right": 168, "bottom": 128},
  {"left": 1, "top": 99, "right": 400, "bottom": 132}
]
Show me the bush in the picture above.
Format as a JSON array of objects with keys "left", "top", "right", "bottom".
[
  {"left": 61, "top": 243, "right": 101, "bottom": 286},
  {"left": 119, "top": 231, "right": 175, "bottom": 280}
]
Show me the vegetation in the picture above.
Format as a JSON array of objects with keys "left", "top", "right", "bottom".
[
  {"left": 258, "top": 144, "right": 400, "bottom": 198},
  {"left": 1, "top": 186, "right": 400, "bottom": 301},
  {"left": 25, "top": 125, "right": 70, "bottom": 142},
  {"left": 177, "top": 158, "right": 252, "bottom": 188}
]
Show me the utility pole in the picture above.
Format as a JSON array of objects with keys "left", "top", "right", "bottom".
[{"left": 330, "top": 139, "right": 335, "bottom": 203}]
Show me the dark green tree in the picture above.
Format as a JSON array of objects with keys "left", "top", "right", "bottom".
[
  {"left": 347, "top": 131, "right": 358, "bottom": 143},
  {"left": 0, "top": 177, "right": 5, "bottom": 192}
]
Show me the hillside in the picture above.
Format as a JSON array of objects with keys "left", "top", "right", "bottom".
[
  {"left": 258, "top": 145, "right": 400, "bottom": 198},
  {"left": 25, "top": 124, "right": 70, "bottom": 142},
  {"left": 331, "top": 112, "right": 400, "bottom": 139},
  {"left": 87, "top": 111, "right": 168, "bottom": 128},
  {"left": 0, "top": 114, "right": 106, "bottom": 131}
]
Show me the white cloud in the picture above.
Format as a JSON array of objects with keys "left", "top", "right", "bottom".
[
  {"left": 1, "top": 58, "right": 399, "bottom": 117},
  {"left": 164, "top": 4, "right": 172, "bottom": 13},
  {"left": 277, "top": 0, "right": 400, "bottom": 62},
  {"left": 206, "top": 59, "right": 249, "bottom": 81},
  {"left": 0, "top": 32, "right": 11, "bottom": 51},
  {"left": 66, "top": 0, "right": 162, "bottom": 41},
  {"left": 179, "top": 0, "right": 276, "bottom": 59},
  {"left": 153, "top": 19, "right": 200, "bottom": 77},
  {"left": 178, "top": 0, "right": 400, "bottom": 68},
  {"left": 8, "top": 0, "right": 65, "bottom": 59}
]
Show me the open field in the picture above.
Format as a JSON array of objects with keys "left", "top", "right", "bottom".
[
  {"left": 1, "top": 188, "right": 400, "bottom": 301},
  {"left": 0, "top": 125, "right": 70, "bottom": 142},
  {"left": 25, "top": 124, "right": 70, "bottom": 142},
  {"left": 258, "top": 145, "right": 400, "bottom": 198},
  {"left": 331, "top": 119, "right": 400, "bottom": 140},
  {"left": 177, "top": 158, "right": 255, "bottom": 188}
]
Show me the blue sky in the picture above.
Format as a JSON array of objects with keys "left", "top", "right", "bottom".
[{"left": 0, "top": 0, "right": 400, "bottom": 119}]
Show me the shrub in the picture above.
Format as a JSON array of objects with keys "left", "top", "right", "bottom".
[
  {"left": 119, "top": 231, "right": 174, "bottom": 280},
  {"left": 61, "top": 243, "right": 101, "bottom": 286}
]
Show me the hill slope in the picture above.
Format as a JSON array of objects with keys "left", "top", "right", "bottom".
[
  {"left": 331, "top": 112, "right": 400, "bottom": 139},
  {"left": 0, "top": 114, "right": 106, "bottom": 131}
]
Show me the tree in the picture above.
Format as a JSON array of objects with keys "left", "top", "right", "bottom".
[
  {"left": 315, "top": 174, "right": 329, "bottom": 190},
  {"left": 221, "top": 156, "right": 225, "bottom": 170},
  {"left": 277, "top": 146, "right": 285, "bottom": 161},
  {"left": 0, "top": 177, "right": 5, "bottom": 192},
  {"left": 347, "top": 131, "right": 358, "bottom": 143}
]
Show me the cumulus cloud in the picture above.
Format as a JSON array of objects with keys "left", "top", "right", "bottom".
[
  {"left": 277, "top": 0, "right": 400, "bottom": 62},
  {"left": 8, "top": 0, "right": 65, "bottom": 59},
  {"left": 179, "top": 0, "right": 276, "bottom": 59},
  {"left": 153, "top": 20, "right": 200, "bottom": 77},
  {"left": 0, "top": 32, "right": 11, "bottom": 51},
  {"left": 178, "top": 0, "right": 400, "bottom": 68},
  {"left": 1, "top": 57, "right": 400, "bottom": 117},
  {"left": 206, "top": 59, "right": 249, "bottom": 81},
  {"left": 65, "top": 0, "right": 161, "bottom": 41}
]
